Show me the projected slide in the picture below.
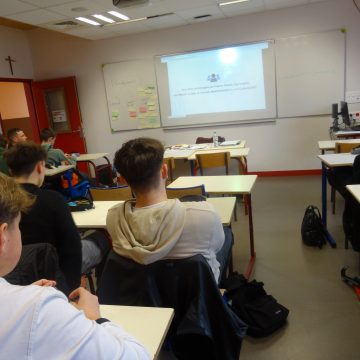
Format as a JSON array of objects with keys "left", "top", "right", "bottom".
[
  {"left": 155, "top": 40, "right": 276, "bottom": 127},
  {"left": 162, "top": 43, "right": 267, "bottom": 118}
]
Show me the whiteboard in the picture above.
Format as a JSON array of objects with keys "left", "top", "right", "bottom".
[
  {"left": 102, "top": 60, "right": 161, "bottom": 131},
  {"left": 276, "top": 30, "right": 345, "bottom": 118}
]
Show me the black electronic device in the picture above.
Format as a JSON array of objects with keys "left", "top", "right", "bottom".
[
  {"left": 340, "top": 101, "right": 351, "bottom": 127},
  {"left": 331, "top": 103, "right": 338, "bottom": 119},
  {"left": 331, "top": 103, "right": 339, "bottom": 131}
]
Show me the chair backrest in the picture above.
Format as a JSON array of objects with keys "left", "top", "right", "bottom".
[
  {"left": 4, "top": 243, "right": 69, "bottom": 295},
  {"left": 196, "top": 152, "right": 231, "bottom": 175},
  {"left": 196, "top": 136, "right": 225, "bottom": 144},
  {"left": 98, "top": 251, "right": 246, "bottom": 360},
  {"left": 166, "top": 184, "right": 205, "bottom": 199},
  {"left": 89, "top": 185, "right": 133, "bottom": 201},
  {"left": 335, "top": 141, "right": 360, "bottom": 153},
  {"left": 164, "top": 157, "right": 175, "bottom": 183}
]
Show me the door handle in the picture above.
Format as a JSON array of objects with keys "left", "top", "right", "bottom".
[{"left": 72, "top": 126, "right": 84, "bottom": 138}]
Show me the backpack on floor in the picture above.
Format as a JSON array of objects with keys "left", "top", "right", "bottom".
[
  {"left": 301, "top": 205, "right": 327, "bottom": 248},
  {"left": 224, "top": 273, "right": 289, "bottom": 338}
]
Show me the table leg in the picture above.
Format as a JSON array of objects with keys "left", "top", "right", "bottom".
[
  {"left": 244, "top": 194, "right": 256, "bottom": 279},
  {"left": 321, "top": 163, "right": 337, "bottom": 248}
]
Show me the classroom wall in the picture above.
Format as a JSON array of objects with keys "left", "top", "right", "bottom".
[
  {"left": 0, "top": 26, "right": 34, "bottom": 79},
  {"left": 23, "top": 0, "right": 360, "bottom": 172}
]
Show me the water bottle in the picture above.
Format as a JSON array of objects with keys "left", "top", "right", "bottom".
[{"left": 213, "top": 131, "right": 219, "bottom": 147}]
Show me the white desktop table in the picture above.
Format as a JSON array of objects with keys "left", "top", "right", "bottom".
[
  {"left": 164, "top": 141, "right": 246, "bottom": 174},
  {"left": 45, "top": 164, "right": 74, "bottom": 177},
  {"left": 72, "top": 197, "right": 237, "bottom": 228},
  {"left": 100, "top": 305, "right": 174, "bottom": 360},
  {"left": 334, "top": 130, "right": 360, "bottom": 139},
  {"left": 168, "top": 175, "right": 257, "bottom": 278},
  {"left": 318, "top": 139, "right": 360, "bottom": 154},
  {"left": 346, "top": 184, "right": 360, "bottom": 203}
]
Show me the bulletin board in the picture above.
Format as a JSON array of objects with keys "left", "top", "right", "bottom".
[{"left": 102, "top": 59, "right": 161, "bottom": 131}]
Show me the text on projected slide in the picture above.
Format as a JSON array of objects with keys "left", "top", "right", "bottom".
[{"left": 161, "top": 42, "right": 268, "bottom": 118}]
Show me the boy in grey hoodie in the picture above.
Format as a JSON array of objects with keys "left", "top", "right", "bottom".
[{"left": 106, "top": 137, "right": 232, "bottom": 283}]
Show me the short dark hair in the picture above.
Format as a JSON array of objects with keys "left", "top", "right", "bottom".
[
  {"left": 4, "top": 142, "right": 47, "bottom": 177},
  {"left": 7, "top": 128, "right": 22, "bottom": 142},
  {"left": 114, "top": 138, "right": 164, "bottom": 191},
  {"left": 40, "top": 128, "right": 56, "bottom": 142},
  {"left": 0, "top": 173, "right": 34, "bottom": 225}
]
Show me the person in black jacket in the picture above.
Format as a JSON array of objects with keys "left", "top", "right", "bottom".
[{"left": 4, "top": 142, "right": 109, "bottom": 291}]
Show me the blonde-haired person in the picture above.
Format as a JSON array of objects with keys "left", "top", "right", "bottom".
[{"left": 0, "top": 173, "right": 150, "bottom": 359}]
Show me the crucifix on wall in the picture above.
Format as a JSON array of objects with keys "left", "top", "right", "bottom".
[{"left": 5, "top": 55, "right": 16, "bottom": 75}]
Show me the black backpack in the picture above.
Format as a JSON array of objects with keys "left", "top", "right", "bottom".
[
  {"left": 224, "top": 273, "right": 289, "bottom": 338},
  {"left": 301, "top": 205, "right": 327, "bottom": 248}
]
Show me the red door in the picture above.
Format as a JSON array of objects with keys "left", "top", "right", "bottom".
[
  {"left": 31, "top": 76, "right": 88, "bottom": 172},
  {"left": 32, "top": 76, "right": 87, "bottom": 151}
]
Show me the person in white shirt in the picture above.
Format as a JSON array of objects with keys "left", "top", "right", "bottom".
[
  {"left": 0, "top": 173, "right": 150, "bottom": 360},
  {"left": 106, "top": 137, "right": 233, "bottom": 284}
]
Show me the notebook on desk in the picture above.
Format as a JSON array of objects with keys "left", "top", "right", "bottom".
[{"left": 219, "top": 140, "right": 241, "bottom": 146}]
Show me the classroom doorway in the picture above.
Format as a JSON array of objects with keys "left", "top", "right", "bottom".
[
  {"left": 0, "top": 76, "right": 88, "bottom": 173},
  {"left": 31, "top": 76, "right": 88, "bottom": 157}
]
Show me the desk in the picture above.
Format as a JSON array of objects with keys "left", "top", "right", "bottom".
[
  {"left": 76, "top": 153, "right": 112, "bottom": 186},
  {"left": 346, "top": 184, "right": 360, "bottom": 202},
  {"left": 334, "top": 130, "right": 360, "bottom": 139},
  {"left": 318, "top": 153, "right": 357, "bottom": 247},
  {"left": 189, "top": 147, "right": 250, "bottom": 175},
  {"left": 164, "top": 141, "right": 246, "bottom": 162},
  {"left": 72, "top": 198, "right": 237, "bottom": 228},
  {"left": 168, "top": 175, "right": 257, "bottom": 278},
  {"left": 45, "top": 164, "right": 74, "bottom": 177},
  {"left": 318, "top": 139, "right": 360, "bottom": 154},
  {"left": 100, "top": 305, "right": 174, "bottom": 360}
]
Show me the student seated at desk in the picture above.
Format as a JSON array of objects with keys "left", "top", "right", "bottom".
[
  {"left": 40, "top": 127, "right": 94, "bottom": 189},
  {"left": 7, "top": 127, "right": 27, "bottom": 148},
  {"left": 40, "top": 128, "right": 77, "bottom": 166},
  {"left": 4, "top": 143, "right": 109, "bottom": 291},
  {"left": 0, "top": 173, "right": 150, "bottom": 359},
  {"left": 106, "top": 137, "right": 233, "bottom": 284}
]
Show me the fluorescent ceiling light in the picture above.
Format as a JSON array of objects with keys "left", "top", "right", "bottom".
[
  {"left": 93, "top": 14, "right": 115, "bottom": 23},
  {"left": 104, "top": 17, "right": 146, "bottom": 26},
  {"left": 108, "top": 10, "right": 129, "bottom": 21},
  {"left": 219, "top": 0, "right": 248, "bottom": 6},
  {"left": 76, "top": 17, "right": 100, "bottom": 26}
]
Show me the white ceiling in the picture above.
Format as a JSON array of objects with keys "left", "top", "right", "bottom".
[{"left": 0, "top": 0, "right": 331, "bottom": 40}]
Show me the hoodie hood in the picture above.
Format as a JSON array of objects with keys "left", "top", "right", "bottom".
[{"left": 107, "top": 199, "right": 186, "bottom": 264}]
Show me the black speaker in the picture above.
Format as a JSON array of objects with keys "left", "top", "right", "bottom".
[{"left": 332, "top": 103, "right": 338, "bottom": 118}]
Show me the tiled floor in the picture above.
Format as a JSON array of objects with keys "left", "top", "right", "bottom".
[
  {"left": 234, "top": 176, "right": 360, "bottom": 360},
  {"left": 160, "top": 175, "right": 360, "bottom": 360}
]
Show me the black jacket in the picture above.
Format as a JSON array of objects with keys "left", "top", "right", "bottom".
[
  {"left": 5, "top": 243, "right": 69, "bottom": 295},
  {"left": 98, "top": 252, "right": 247, "bottom": 360},
  {"left": 20, "top": 183, "right": 82, "bottom": 290}
]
